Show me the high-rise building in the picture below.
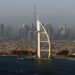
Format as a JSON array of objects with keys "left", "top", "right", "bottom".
[
  {"left": 57, "top": 24, "right": 70, "bottom": 40},
  {"left": 0, "top": 23, "right": 5, "bottom": 39},
  {"left": 19, "top": 24, "right": 29, "bottom": 42}
]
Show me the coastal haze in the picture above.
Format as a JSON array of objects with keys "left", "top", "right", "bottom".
[
  {"left": 0, "top": 0, "right": 75, "bottom": 75},
  {"left": 0, "top": 0, "right": 75, "bottom": 57},
  {"left": 0, "top": 0, "right": 75, "bottom": 26}
]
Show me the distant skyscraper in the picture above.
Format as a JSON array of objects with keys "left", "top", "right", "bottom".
[
  {"left": 19, "top": 24, "right": 29, "bottom": 42},
  {"left": 57, "top": 24, "right": 70, "bottom": 40},
  {"left": 0, "top": 23, "right": 5, "bottom": 38}
]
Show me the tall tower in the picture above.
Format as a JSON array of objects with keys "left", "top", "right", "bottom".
[
  {"left": 33, "top": 1, "right": 51, "bottom": 58},
  {"left": 36, "top": 20, "right": 51, "bottom": 58}
]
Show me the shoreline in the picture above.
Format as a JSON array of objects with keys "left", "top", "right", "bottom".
[
  {"left": 0, "top": 55, "right": 75, "bottom": 60},
  {"left": 54, "top": 56, "right": 75, "bottom": 60}
]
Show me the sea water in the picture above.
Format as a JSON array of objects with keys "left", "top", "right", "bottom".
[{"left": 0, "top": 56, "right": 75, "bottom": 75}]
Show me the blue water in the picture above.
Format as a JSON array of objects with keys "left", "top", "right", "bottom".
[{"left": 0, "top": 56, "right": 75, "bottom": 75}]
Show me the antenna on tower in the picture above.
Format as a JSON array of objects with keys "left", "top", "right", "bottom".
[{"left": 33, "top": 0, "right": 37, "bottom": 26}]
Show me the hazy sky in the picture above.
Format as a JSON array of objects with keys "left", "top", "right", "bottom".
[{"left": 0, "top": 0, "right": 75, "bottom": 26}]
